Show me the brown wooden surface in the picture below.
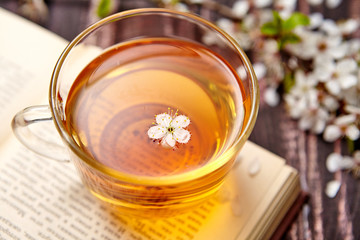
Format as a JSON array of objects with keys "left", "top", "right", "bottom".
[{"left": 1, "top": 0, "right": 359, "bottom": 239}]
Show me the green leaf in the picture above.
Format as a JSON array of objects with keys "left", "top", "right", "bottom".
[
  {"left": 282, "top": 33, "right": 301, "bottom": 44},
  {"left": 279, "top": 33, "right": 301, "bottom": 49},
  {"left": 282, "top": 13, "right": 310, "bottom": 32},
  {"left": 97, "top": 0, "right": 112, "bottom": 18},
  {"left": 346, "top": 138, "right": 355, "bottom": 153},
  {"left": 283, "top": 72, "right": 295, "bottom": 93},
  {"left": 260, "top": 11, "right": 282, "bottom": 36},
  {"left": 272, "top": 11, "right": 282, "bottom": 24},
  {"left": 261, "top": 22, "right": 279, "bottom": 36}
]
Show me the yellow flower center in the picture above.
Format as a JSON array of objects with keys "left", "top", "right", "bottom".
[{"left": 167, "top": 126, "right": 175, "bottom": 133}]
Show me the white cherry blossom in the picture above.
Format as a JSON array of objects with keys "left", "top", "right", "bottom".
[
  {"left": 216, "top": 18, "right": 235, "bottom": 36},
  {"left": 345, "top": 105, "right": 360, "bottom": 115},
  {"left": 321, "top": 94, "right": 340, "bottom": 112},
  {"left": 307, "top": 0, "right": 322, "bottom": 5},
  {"left": 173, "top": 3, "right": 189, "bottom": 12},
  {"left": 325, "top": 151, "right": 360, "bottom": 197},
  {"left": 234, "top": 31, "right": 253, "bottom": 50},
  {"left": 348, "top": 39, "right": 360, "bottom": 56},
  {"left": 253, "top": 62, "right": 267, "bottom": 80},
  {"left": 325, "top": 180, "right": 341, "bottom": 198},
  {"left": 326, "top": 151, "right": 360, "bottom": 177},
  {"left": 148, "top": 109, "right": 191, "bottom": 149},
  {"left": 326, "top": 152, "right": 355, "bottom": 172},
  {"left": 286, "top": 29, "right": 322, "bottom": 60},
  {"left": 258, "top": 9, "right": 274, "bottom": 25},
  {"left": 257, "top": 39, "right": 284, "bottom": 86},
  {"left": 315, "top": 58, "right": 358, "bottom": 96},
  {"left": 323, "top": 125, "right": 342, "bottom": 142},
  {"left": 275, "top": 0, "right": 297, "bottom": 18},
  {"left": 284, "top": 70, "right": 333, "bottom": 133},
  {"left": 341, "top": 77, "right": 360, "bottom": 106},
  {"left": 232, "top": 0, "right": 250, "bottom": 18},
  {"left": 337, "top": 19, "right": 360, "bottom": 35},
  {"left": 287, "top": 27, "right": 347, "bottom": 62},
  {"left": 298, "top": 107, "right": 329, "bottom": 134},
  {"left": 264, "top": 87, "right": 280, "bottom": 107},
  {"left": 309, "top": 12, "right": 324, "bottom": 29},
  {"left": 323, "top": 114, "right": 360, "bottom": 142},
  {"left": 254, "top": 0, "right": 273, "bottom": 8},
  {"left": 285, "top": 70, "right": 318, "bottom": 117},
  {"left": 306, "top": 0, "right": 343, "bottom": 9},
  {"left": 326, "top": 0, "right": 343, "bottom": 9},
  {"left": 320, "top": 19, "right": 341, "bottom": 35}
]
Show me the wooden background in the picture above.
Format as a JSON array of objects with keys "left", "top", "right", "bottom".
[{"left": 1, "top": 0, "right": 359, "bottom": 239}]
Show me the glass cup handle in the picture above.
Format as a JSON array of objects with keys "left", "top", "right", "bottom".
[{"left": 11, "top": 105, "right": 70, "bottom": 162}]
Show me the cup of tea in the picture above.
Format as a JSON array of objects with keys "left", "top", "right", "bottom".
[{"left": 12, "top": 8, "right": 259, "bottom": 217}]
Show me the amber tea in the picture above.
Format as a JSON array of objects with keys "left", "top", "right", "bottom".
[{"left": 65, "top": 38, "right": 249, "bottom": 178}]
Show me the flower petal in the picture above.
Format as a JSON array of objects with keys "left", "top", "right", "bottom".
[
  {"left": 253, "top": 62, "right": 267, "bottom": 79},
  {"left": 322, "top": 95, "right": 340, "bottom": 111},
  {"left": 312, "top": 118, "right": 326, "bottom": 134},
  {"left": 337, "top": 59, "right": 357, "bottom": 74},
  {"left": 173, "top": 129, "right": 191, "bottom": 144},
  {"left": 216, "top": 18, "right": 234, "bottom": 34},
  {"left": 328, "top": 42, "right": 348, "bottom": 59},
  {"left": 172, "top": 115, "right": 190, "bottom": 128},
  {"left": 156, "top": 113, "right": 172, "bottom": 127},
  {"left": 323, "top": 125, "right": 342, "bottom": 142},
  {"left": 326, "top": 152, "right": 343, "bottom": 172},
  {"left": 147, "top": 126, "right": 167, "bottom": 139},
  {"left": 307, "top": 0, "right": 323, "bottom": 5},
  {"left": 299, "top": 114, "right": 313, "bottom": 131},
  {"left": 162, "top": 134, "right": 176, "bottom": 148},
  {"left": 339, "top": 19, "right": 359, "bottom": 35},
  {"left": 254, "top": 0, "right": 272, "bottom": 8},
  {"left": 339, "top": 74, "right": 358, "bottom": 89},
  {"left": 340, "top": 156, "right": 356, "bottom": 169},
  {"left": 346, "top": 125, "right": 360, "bottom": 140},
  {"left": 264, "top": 39, "right": 278, "bottom": 54},
  {"left": 335, "top": 114, "right": 356, "bottom": 125},
  {"left": 247, "top": 157, "right": 261, "bottom": 176},
  {"left": 232, "top": 0, "right": 249, "bottom": 18},
  {"left": 345, "top": 105, "right": 360, "bottom": 115},
  {"left": 309, "top": 13, "right": 324, "bottom": 29},
  {"left": 237, "top": 66, "right": 247, "bottom": 80},
  {"left": 325, "top": 80, "right": 341, "bottom": 96},
  {"left": 320, "top": 19, "right": 341, "bottom": 35},
  {"left": 264, "top": 87, "right": 280, "bottom": 107},
  {"left": 325, "top": 180, "right": 341, "bottom": 198},
  {"left": 326, "top": 0, "right": 342, "bottom": 9}
]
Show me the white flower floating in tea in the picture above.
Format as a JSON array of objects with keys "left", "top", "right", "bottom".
[{"left": 147, "top": 108, "right": 191, "bottom": 149}]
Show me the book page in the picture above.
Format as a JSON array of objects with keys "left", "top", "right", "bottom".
[
  {"left": 0, "top": 8, "right": 68, "bottom": 142},
  {"left": 0, "top": 135, "right": 217, "bottom": 240},
  {"left": 0, "top": 130, "right": 299, "bottom": 240}
]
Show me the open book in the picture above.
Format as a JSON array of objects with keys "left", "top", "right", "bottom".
[{"left": 0, "top": 8, "right": 305, "bottom": 240}]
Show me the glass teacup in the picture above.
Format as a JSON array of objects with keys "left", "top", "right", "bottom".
[{"left": 12, "top": 8, "right": 259, "bottom": 217}]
